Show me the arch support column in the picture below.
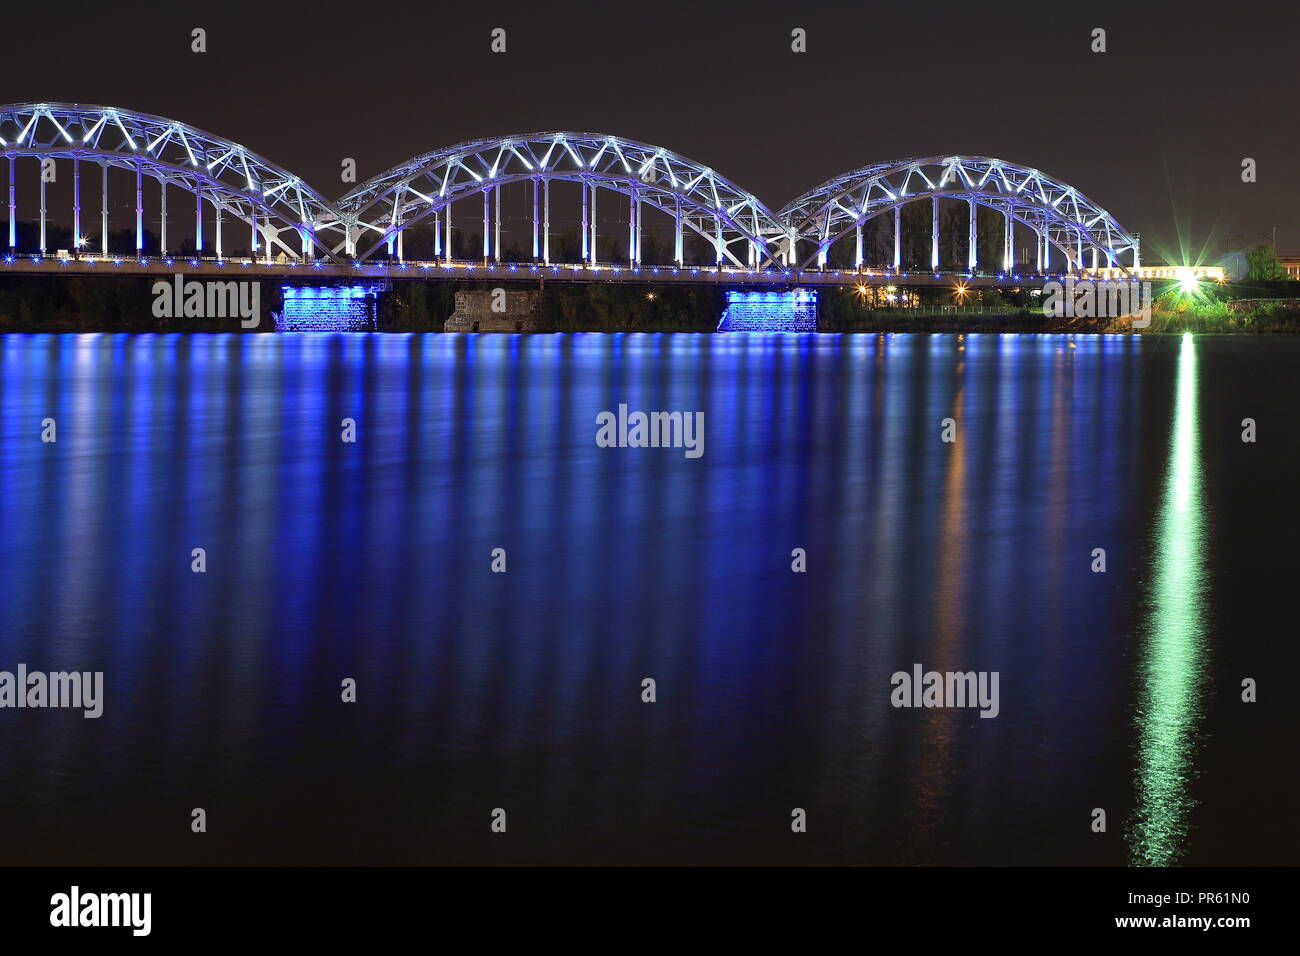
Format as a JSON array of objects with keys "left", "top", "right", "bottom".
[
  {"left": 930, "top": 195, "right": 939, "bottom": 272},
  {"left": 893, "top": 204, "right": 901, "bottom": 272},
  {"left": 967, "top": 198, "right": 977, "bottom": 273}
]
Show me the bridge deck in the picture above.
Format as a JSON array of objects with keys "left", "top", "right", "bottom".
[{"left": 0, "top": 254, "right": 1194, "bottom": 287}]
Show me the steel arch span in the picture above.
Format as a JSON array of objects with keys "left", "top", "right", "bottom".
[
  {"left": 778, "top": 156, "right": 1140, "bottom": 274},
  {"left": 323, "top": 132, "right": 787, "bottom": 268},
  {"left": 0, "top": 102, "right": 336, "bottom": 259},
  {"left": 0, "top": 100, "right": 1145, "bottom": 278}
]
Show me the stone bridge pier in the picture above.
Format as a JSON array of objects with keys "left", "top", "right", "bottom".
[{"left": 444, "top": 289, "right": 546, "bottom": 332}]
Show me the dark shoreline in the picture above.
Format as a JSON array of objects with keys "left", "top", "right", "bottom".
[{"left": 2, "top": 274, "right": 1298, "bottom": 333}]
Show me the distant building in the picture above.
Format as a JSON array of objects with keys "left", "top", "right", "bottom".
[
  {"left": 1089, "top": 264, "right": 1226, "bottom": 281},
  {"left": 1280, "top": 255, "right": 1300, "bottom": 279}
]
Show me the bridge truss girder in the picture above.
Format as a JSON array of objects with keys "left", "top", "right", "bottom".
[
  {"left": 323, "top": 132, "right": 788, "bottom": 268},
  {"left": 779, "top": 156, "right": 1140, "bottom": 274},
  {"left": 0, "top": 104, "right": 1145, "bottom": 278},
  {"left": 0, "top": 103, "right": 336, "bottom": 260}
]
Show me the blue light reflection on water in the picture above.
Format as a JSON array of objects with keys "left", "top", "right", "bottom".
[{"left": 0, "top": 332, "right": 1269, "bottom": 865}]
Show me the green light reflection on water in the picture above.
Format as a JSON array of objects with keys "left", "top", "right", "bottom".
[{"left": 1129, "top": 333, "right": 1208, "bottom": 866}]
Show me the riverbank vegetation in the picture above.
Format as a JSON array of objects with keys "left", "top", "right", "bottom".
[{"left": 2, "top": 272, "right": 1297, "bottom": 333}]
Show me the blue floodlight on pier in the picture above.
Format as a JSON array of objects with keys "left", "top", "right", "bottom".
[
  {"left": 718, "top": 288, "right": 818, "bottom": 332},
  {"left": 277, "top": 283, "right": 386, "bottom": 331}
]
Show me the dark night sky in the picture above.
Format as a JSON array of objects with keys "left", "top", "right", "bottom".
[{"left": 4, "top": 0, "right": 1297, "bottom": 260}]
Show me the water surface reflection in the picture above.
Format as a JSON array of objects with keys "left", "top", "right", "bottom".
[{"left": 0, "top": 332, "right": 1286, "bottom": 865}]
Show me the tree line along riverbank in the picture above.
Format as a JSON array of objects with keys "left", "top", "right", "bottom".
[{"left": 1, "top": 274, "right": 1297, "bottom": 333}]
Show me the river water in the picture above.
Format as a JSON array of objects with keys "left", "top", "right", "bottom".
[{"left": 0, "top": 332, "right": 1295, "bottom": 864}]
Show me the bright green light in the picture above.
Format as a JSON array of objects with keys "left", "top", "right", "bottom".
[{"left": 1175, "top": 268, "right": 1199, "bottom": 295}]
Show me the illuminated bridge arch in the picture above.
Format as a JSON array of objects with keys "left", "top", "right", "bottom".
[
  {"left": 778, "top": 156, "right": 1140, "bottom": 275},
  {"left": 0, "top": 102, "right": 336, "bottom": 260},
  {"left": 323, "top": 132, "right": 787, "bottom": 268}
]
